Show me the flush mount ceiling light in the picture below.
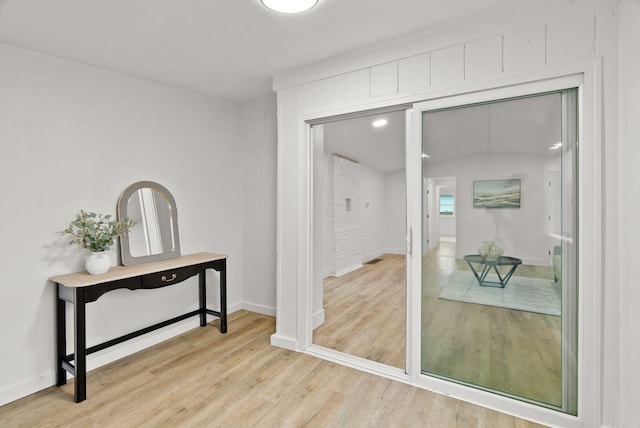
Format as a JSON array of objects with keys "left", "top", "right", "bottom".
[
  {"left": 372, "top": 118, "right": 388, "bottom": 128},
  {"left": 260, "top": 0, "right": 318, "bottom": 14}
]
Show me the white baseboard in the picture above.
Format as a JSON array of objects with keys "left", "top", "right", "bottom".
[
  {"left": 0, "top": 373, "right": 53, "bottom": 407},
  {"left": 0, "top": 316, "right": 204, "bottom": 406},
  {"left": 0, "top": 303, "right": 273, "bottom": 407},
  {"left": 270, "top": 333, "right": 298, "bottom": 351},
  {"left": 240, "top": 302, "right": 276, "bottom": 317},
  {"left": 362, "top": 248, "right": 406, "bottom": 263},
  {"left": 384, "top": 247, "right": 406, "bottom": 255},
  {"left": 332, "top": 263, "right": 363, "bottom": 277},
  {"left": 362, "top": 249, "right": 385, "bottom": 263},
  {"left": 312, "top": 308, "right": 325, "bottom": 329}
]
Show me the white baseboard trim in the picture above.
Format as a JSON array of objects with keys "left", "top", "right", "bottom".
[
  {"left": 332, "top": 263, "right": 363, "bottom": 277},
  {"left": 312, "top": 308, "right": 325, "bottom": 328},
  {"left": 0, "top": 316, "right": 205, "bottom": 406},
  {"left": 362, "top": 249, "right": 386, "bottom": 263},
  {"left": 384, "top": 247, "right": 406, "bottom": 255},
  {"left": 0, "top": 373, "right": 53, "bottom": 407},
  {"left": 362, "top": 248, "right": 406, "bottom": 263},
  {"left": 270, "top": 333, "right": 298, "bottom": 351},
  {"left": 0, "top": 303, "right": 269, "bottom": 407},
  {"left": 240, "top": 302, "right": 276, "bottom": 317},
  {"left": 85, "top": 318, "right": 203, "bottom": 373}
]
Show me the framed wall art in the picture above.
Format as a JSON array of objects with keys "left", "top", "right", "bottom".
[{"left": 473, "top": 179, "right": 521, "bottom": 208}]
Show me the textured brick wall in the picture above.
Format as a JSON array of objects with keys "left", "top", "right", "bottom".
[{"left": 332, "top": 155, "right": 362, "bottom": 275}]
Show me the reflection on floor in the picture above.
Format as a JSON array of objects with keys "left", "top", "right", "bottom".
[
  {"left": 314, "top": 241, "right": 562, "bottom": 408},
  {"left": 422, "top": 241, "right": 562, "bottom": 407},
  {"left": 313, "top": 254, "right": 406, "bottom": 369}
]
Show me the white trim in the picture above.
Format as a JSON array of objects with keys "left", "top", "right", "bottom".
[
  {"left": 306, "top": 345, "right": 411, "bottom": 384},
  {"left": 416, "top": 375, "right": 582, "bottom": 428},
  {"left": 406, "top": 107, "right": 421, "bottom": 382},
  {"left": 298, "top": 59, "right": 597, "bottom": 123},
  {"left": 0, "top": 374, "right": 52, "bottom": 407},
  {"left": 1, "top": 304, "right": 248, "bottom": 406},
  {"left": 362, "top": 249, "right": 386, "bottom": 263},
  {"left": 269, "top": 333, "right": 298, "bottom": 351},
  {"left": 290, "top": 59, "right": 602, "bottom": 427},
  {"left": 331, "top": 263, "right": 363, "bottom": 277},
  {"left": 241, "top": 302, "right": 276, "bottom": 317},
  {"left": 312, "top": 308, "right": 325, "bottom": 329},
  {"left": 300, "top": 121, "right": 314, "bottom": 351},
  {"left": 271, "top": 90, "right": 288, "bottom": 349},
  {"left": 408, "top": 64, "right": 601, "bottom": 427}
]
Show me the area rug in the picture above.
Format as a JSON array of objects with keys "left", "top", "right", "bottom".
[{"left": 438, "top": 271, "right": 561, "bottom": 316}]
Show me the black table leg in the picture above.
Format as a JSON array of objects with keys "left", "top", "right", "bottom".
[
  {"left": 220, "top": 260, "right": 227, "bottom": 334},
  {"left": 73, "top": 288, "right": 87, "bottom": 403},
  {"left": 199, "top": 271, "right": 207, "bottom": 327},
  {"left": 55, "top": 287, "right": 67, "bottom": 386}
]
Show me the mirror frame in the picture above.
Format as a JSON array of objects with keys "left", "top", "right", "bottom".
[{"left": 117, "top": 180, "right": 181, "bottom": 265}]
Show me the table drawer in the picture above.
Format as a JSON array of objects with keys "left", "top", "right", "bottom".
[{"left": 141, "top": 265, "right": 201, "bottom": 288}]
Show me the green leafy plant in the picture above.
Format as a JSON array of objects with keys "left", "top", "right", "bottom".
[{"left": 64, "top": 210, "right": 135, "bottom": 253}]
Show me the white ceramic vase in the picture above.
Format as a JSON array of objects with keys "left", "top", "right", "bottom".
[{"left": 85, "top": 251, "right": 111, "bottom": 275}]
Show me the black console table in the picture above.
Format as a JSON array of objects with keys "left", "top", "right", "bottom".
[{"left": 50, "top": 252, "right": 227, "bottom": 403}]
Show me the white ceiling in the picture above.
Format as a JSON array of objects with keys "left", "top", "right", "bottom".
[
  {"left": 422, "top": 93, "right": 563, "bottom": 163},
  {"left": 320, "top": 92, "right": 562, "bottom": 174},
  {"left": 0, "top": 0, "right": 517, "bottom": 101},
  {"left": 323, "top": 110, "right": 406, "bottom": 173}
]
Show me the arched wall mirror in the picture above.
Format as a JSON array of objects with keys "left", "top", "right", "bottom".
[{"left": 117, "top": 181, "right": 181, "bottom": 266}]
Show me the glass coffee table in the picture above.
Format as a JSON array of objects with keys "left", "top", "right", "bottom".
[{"left": 463, "top": 254, "right": 522, "bottom": 288}]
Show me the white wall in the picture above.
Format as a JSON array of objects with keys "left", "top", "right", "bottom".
[
  {"left": 321, "top": 150, "right": 334, "bottom": 277},
  {"left": 240, "top": 95, "right": 277, "bottom": 315},
  {"left": 359, "top": 164, "right": 387, "bottom": 261},
  {"left": 0, "top": 41, "right": 277, "bottom": 405},
  {"left": 618, "top": 2, "right": 640, "bottom": 427},
  {"left": 272, "top": 0, "right": 623, "bottom": 425},
  {"left": 384, "top": 170, "right": 407, "bottom": 255},
  {"left": 427, "top": 153, "right": 548, "bottom": 265}
]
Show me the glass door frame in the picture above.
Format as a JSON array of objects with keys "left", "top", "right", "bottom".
[
  {"left": 296, "top": 64, "right": 602, "bottom": 428},
  {"left": 407, "top": 73, "right": 600, "bottom": 427},
  {"left": 303, "top": 106, "right": 415, "bottom": 384}
]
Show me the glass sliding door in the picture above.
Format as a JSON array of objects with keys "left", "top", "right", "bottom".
[
  {"left": 418, "top": 90, "right": 578, "bottom": 413},
  {"left": 310, "top": 110, "right": 408, "bottom": 370}
]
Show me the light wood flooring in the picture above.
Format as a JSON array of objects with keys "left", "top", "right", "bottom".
[
  {"left": 314, "top": 242, "right": 562, "bottom": 409},
  {"left": 313, "top": 253, "right": 406, "bottom": 368},
  {"left": 0, "top": 311, "right": 545, "bottom": 427},
  {"left": 422, "top": 242, "right": 562, "bottom": 408}
]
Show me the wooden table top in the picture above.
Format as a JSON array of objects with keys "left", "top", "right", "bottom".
[{"left": 50, "top": 252, "right": 227, "bottom": 288}]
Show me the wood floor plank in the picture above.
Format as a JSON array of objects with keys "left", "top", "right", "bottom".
[
  {"left": 315, "top": 242, "right": 562, "bottom": 410},
  {"left": 0, "top": 310, "right": 546, "bottom": 427}
]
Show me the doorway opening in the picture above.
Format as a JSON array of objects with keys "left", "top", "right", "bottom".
[{"left": 310, "top": 109, "right": 407, "bottom": 370}]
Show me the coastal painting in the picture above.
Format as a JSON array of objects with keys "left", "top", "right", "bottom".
[{"left": 473, "top": 179, "right": 521, "bottom": 208}]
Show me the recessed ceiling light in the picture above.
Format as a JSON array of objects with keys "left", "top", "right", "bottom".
[
  {"left": 422, "top": 153, "right": 431, "bottom": 158},
  {"left": 372, "top": 119, "right": 388, "bottom": 128},
  {"left": 260, "top": 0, "right": 319, "bottom": 14},
  {"left": 549, "top": 142, "right": 563, "bottom": 150}
]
